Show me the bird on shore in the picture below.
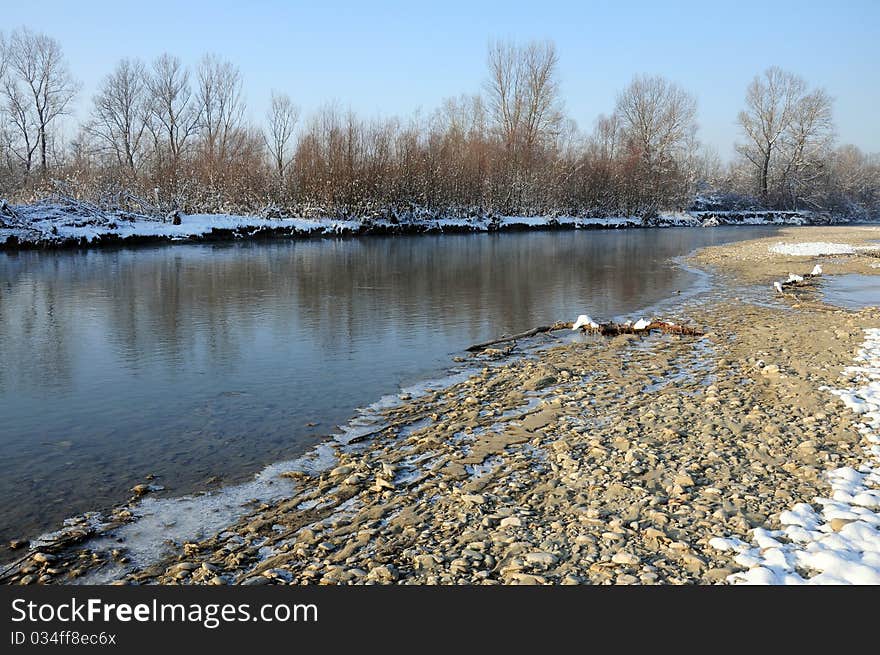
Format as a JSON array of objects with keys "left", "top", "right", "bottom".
[
  {"left": 787, "top": 273, "right": 804, "bottom": 283},
  {"left": 811, "top": 264, "right": 823, "bottom": 276},
  {"left": 632, "top": 318, "right": 651, "bottom": 330},
  {"left": 774, "top": 281, "right": 784, "bottom": 294}
]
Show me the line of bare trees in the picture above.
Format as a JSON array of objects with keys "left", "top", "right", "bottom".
[{"left": 1, "top": 28, "right": 878, "bottom": 219}]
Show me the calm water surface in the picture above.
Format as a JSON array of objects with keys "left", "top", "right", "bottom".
[
  {"left": 0, "top": 227, "right": 778, "bottom": 548},
  {"left": 821, "top": 273, "right": 880, "bottom": 309}
]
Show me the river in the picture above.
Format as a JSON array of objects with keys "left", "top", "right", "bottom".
[{"left": 0, "top": 226, "right": 779, "bottom": 551}]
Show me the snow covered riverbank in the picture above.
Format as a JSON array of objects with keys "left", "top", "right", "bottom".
[{"left": 0, "top": 199, "right": 858, "bottom": 250}]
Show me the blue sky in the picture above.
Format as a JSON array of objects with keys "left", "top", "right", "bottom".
[{"left": 3, "top": 0, "right": 879, "bottom": 158}]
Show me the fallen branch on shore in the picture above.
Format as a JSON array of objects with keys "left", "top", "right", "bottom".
[
  {"left": 579, "top": 319, "right": 704, "bottom": 337},
  {"left": 466, "top": 321, "right": 573, "bottom": 352},
  {"left": 0, "top": 199, "right": 31, "bottom": 231},
  {"left": 467, "top": 316, "right": 703, "bottom": 351}
]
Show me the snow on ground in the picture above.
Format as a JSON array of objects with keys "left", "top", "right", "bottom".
[
  {"left": 770, "top": 242, "right": 856, "bottom": 256},
  {"left": 710, "top": 328, "right": 880, "bottom": 584}
]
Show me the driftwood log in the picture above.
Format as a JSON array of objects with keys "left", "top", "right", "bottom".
[
  {"left": 782, "top": 274, "right": 821, "bottom": 288},
  {"left": 466, "top": 321, "right": 572, "bottom": 352},
  {"left": 467, "top": 319, "right": 703, "bottom": 352},
  {"left": 777, "top": 268, "right": 823, "bottom": 292}
]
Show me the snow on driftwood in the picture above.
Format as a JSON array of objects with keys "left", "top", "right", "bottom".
[
  {"left": 772, "top": 264, "right": 823, "bottom": 295},
  {"left": 467, "top": 314, "right": 703, "bottom": 352},
  {"left": 572, "top": 314, "right": 600, "bottom": 330}
]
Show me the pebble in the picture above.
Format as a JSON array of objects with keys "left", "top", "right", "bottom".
[
  {"left": 704, "top": 567, "right": 734, "bottom": 583},
  {"left": 611, "top": 551, "right": 640, "bottom": 566},
  {"left": 674, "top": 473, "right": 696, "bottom": 488},
  {"left": 367, "top": 564, "right": 399, "bottom": 582},
  {"left": 524, "top": 552, "right": 558, "bottom": 567},
  {"left": 615, "top": 574, "right": 640, "bottom": 585},
  {"left": 829, "top": 518, "right": 854, "bottom": 531}
]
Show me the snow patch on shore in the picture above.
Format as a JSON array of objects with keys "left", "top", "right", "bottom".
[
  {"left": 710, "top": 328, "right": 880, "bottom": 584},
  {"left": 769, "top": 242, "right": 856, "bottom": 256}
]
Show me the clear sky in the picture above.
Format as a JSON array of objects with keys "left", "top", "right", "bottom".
[{"left": 3, "top": 0, "right": 878, "bottom": 158}]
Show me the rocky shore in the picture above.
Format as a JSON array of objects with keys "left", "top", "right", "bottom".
[{"left": 3, "top": 226, "right": 879, "bottom": 585}]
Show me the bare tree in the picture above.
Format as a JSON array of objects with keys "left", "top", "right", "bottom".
[
  {"left": 2, "top": 28, "right": 78, "bottom": 178},
  {"left": 196, "top": 54, "right": 246, "bottom": 164},
  {"left": 486, "top": 39, "right": 563, "bottom": 158},
  {"left": 781, "top": 88, "right": 834, "bottom": 207},
  {"left": 2, "top": 68, "right": 40, "bottom": 179},
  {"left": 613, "top": 75, "right": 698, "bottom": 211},
  {"left": 87, "top": 58, "right": 148, "bottom": 174},
  {"left": 693, "top": 144, "right": 723, "bottom": 185},
  {"left": 264, "top": 91, "right": 299, "bottom": 186},
  {"left": 0, "top": 31, "right": 13, "bottom": 185},
  {"left": 615, "top": 75, "right": 697, "bottom": 169},
  {"left": 592, "top": 113, "right": 622, "bottom": 161},
  {"left": 0, "top": 31, "right": 7, "bottom": 84},
  {"left": 145, "top": 53, "right": 199, "bottom": 167},
  {"left": 736, "top": 67, "right": 807, "bottom": 201}
]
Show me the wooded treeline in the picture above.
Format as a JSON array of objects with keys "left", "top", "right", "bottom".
[{"left": 1, "top": 28, "right": 878, "bottom": 219}]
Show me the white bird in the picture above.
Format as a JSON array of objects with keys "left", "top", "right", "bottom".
[
  {"left": 787, "top": 273, "right": 804, "bottom": 283},
  {"left": 774, "top": 281, "right": 784, "bottom": 294},
  {"left": 632, "top": 318, "right": 651, "bottom": 331},
  {"left": 811, "top": 264, "right": 822, "bottom": 276},
  {"left": 572, "top": 314, "right": 600, "bottom": 331}
]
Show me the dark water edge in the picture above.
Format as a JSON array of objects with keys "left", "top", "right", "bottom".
[{"left": 0, "top": 226, "right": 782, "bottom": 557}]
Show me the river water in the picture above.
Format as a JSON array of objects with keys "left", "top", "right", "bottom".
[{"left": 0, "top": 227, "right": 778, "bottom": 551}]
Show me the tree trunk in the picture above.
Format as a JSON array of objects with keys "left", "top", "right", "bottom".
[
  {"left": 761, "top": 150, "right": 771, "bottom": 201},
  {"left": 40, "top": 129, "right": 48, "bottom": 176}
]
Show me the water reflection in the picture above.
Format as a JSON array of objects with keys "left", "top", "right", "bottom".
[{"left": 0, "top": 227, "right": 776, "bottom": 547}]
